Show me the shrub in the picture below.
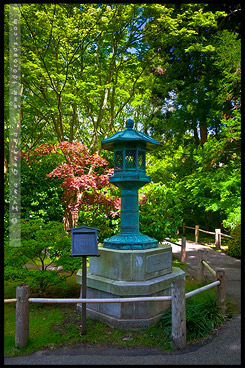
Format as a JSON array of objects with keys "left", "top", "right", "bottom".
[
  {"left": 222, "top": 206, "right": 241, "bottom": 231},
  {"left": 78, "top": 186, "right": 121, "bottom": 242},
  {"left": 226, "top": 224, "right": 241, "bottom": 258},
  {"left": 4, "top": 219, "right": 82, "bottom": 295},
  {"left": 78, "top": 207, "right": 120, "bottom": 243},
  {"left": 160, "top": 293, "right": 226, "bottom": 342}
]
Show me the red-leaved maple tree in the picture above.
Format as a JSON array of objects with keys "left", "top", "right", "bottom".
[{"left": 22, "top": 142, "right": 121, "bottom": 229}]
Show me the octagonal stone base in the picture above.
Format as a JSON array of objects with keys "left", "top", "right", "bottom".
[
  {"left": 88, "top": 243, "right": 172, "bottom": 281},
  {"left": 76, "top": 244, "right": 185, "bottom": 329}
]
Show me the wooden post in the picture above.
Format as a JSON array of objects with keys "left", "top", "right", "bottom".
[
  {"left": 216, "top": 270, "right": 226, "bottom": 315},
  {"left": 195, "top": 225, "right": 199, "bottom": 243},
  {"left": 181, "top": 237, "right": 186, "bottom": 263},
  {"left": 183, "top": 223, "right": 186, "bottom": 236},
  {"left": 197, "top": 249, "right": 208, "bottom": 284},
  {"left": 219, "top": 233, "right": 222, "bottom": 248},
  {"left": 82, "top": 256, "right": 87, "bottom": 334},
  {"left": 215, "top": 229, "right": 221, "bottom": 249},
  {"left": 15, "top": 284, "right": 30, "bottom": 348},
  {"left": 171, "top": 279, "right": 186, "bottom": 350}
]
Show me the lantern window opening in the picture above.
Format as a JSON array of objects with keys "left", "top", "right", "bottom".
[
  {"left": 114, "top": 150, "right": 123, "bottom": 171},
  {"left": 125, "top": 149, "right": 137, "bottom": 169},
  {"left": 138, "top": 150, "right": 146, "bottom": 170},
  {"left": 114, "top": 147, "right": 146, "bottom": 172}
]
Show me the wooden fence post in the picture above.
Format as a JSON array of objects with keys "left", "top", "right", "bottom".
[
  {"left": 197, "top": 249, "right": 208, "bottom": 284},
  {"left": 171, "top": 279, "right": 186, "bottom": 350},
  {"left": 216, "top": 270, "right": 226, "bottom": 315},
  {"left": 181, "top": 237, "right": 186, "bottom": 263},
  {"left": 195, "top": 225, "right": 199, "bottom": 243},
  {"left": 215, "top": 229, "right": 221, "bottom": 249},
  {"left": 183, "top": 223, "right": 186, "bottom": 236},
  {"left": 15, "top": 284, "right": 30, "bottom": 348},
  {"left": 81, "top": 256, "right": 87, "bottom": 334}
]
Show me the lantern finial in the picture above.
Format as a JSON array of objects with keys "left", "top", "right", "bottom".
[{"left": 126, "top": 119, "right": 134, "bottom": 129}]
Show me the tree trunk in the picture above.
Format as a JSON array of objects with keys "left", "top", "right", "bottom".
[
  {"left": 63, "top": 207, "right": 76, "bottom": 230},
  {"left": 69, "top": 103, "right": 78, "bottom": 142},
  {"left": 200, "top": 124, "right": 207, "bottom": 145},
  {"left": 193, "top": 126, "right": 199, "bottom": 145}
]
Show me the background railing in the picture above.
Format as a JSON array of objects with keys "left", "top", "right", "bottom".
[{"left": 182, "top": 223, "right": 232, "bottom": 249}]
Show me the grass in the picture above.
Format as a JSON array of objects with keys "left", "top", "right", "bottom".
[
  {"left": 4, "top": 303, "right": 66, "bottom": 357},
  {"left": 171, "top": 257, "right": 187, "bottom": 270},
  {"left": 4, "top": 261, "right": 238, "bottom": 357}
]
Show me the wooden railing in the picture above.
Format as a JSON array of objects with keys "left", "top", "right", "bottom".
[
  {"left": 182, "top": 223, "right": 232, "bottom": 249},
  {"left": 4, "top": 255, "right": 225, "bottom": 351}
]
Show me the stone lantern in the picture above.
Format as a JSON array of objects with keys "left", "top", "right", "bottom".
[
  {"left": 101, "top": 119, "right": 159, "bottom": 250},
  {"left": 76, "top": 119, "right": 185, "bottom": 329}
]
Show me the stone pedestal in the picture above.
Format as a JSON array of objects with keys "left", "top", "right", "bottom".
[{"left": 76, "top": 243, "right": 185, "bottom": 329}]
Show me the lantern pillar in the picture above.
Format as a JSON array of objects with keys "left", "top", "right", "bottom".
[{"left": 120, "top": 187, "right": 139, "bottom": 234}]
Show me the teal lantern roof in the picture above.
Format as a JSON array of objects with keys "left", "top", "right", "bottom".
[{"left": 101, "top": 119, "right": 159, "bottom": 152}]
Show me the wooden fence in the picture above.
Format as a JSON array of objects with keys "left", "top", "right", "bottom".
[
  {"left": 4, "top": 253, "right": 225, "bottom": 351},
  {"left": 164, "top": 237, "right": 186, "bottom": 263},
  {"left": 182, "top": 223, "right": 232, "bottom": 249}
]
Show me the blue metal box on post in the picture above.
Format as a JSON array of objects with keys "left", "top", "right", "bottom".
[{"left": 68, "top": 226, "right": 100, "bottom": 334}]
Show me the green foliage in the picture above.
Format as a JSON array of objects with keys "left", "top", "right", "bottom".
[
  {"left": 222, "top": 207, "right": 241, "bottom": 231},
  {"left": 185, "top": 297, "right": 226, "bottom": 341},
  {"left": 20, "top": 155, "right": 64, "bottom": 223},
  {"left": 143, "top": 4, "right": 229, "bottom": 139},
  {"left": 181, "top": 164, "right": 240, "bottom": 227},
  {"left": 145, "top": 109, "right": 241, "bottom": 232},
  {"left": 4, "top": 220, "right": 81, "bottom": 294},
  {"left": 147, "top": 144, "right": 186, "bottom": 185},
  {"left": 78, "top": 206, "right": 120, "bottom": 243},
  {"left": 140, "top": 4, "right": 241, "bottom": 233},
  {"left": 139, "top": 182, "right": 182, "bottom": 241},
  {"left": 4, "top": 3, "right": 160, "bottom": 152},
  {"left": 77, "top": 183, "right": 120, "bottom": 242},
  {"left": 226, "top": 224, "right": 241, "bottom": 259},
  {"left": 212, "top": 30, "right": 241, "bottom": 105}
]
